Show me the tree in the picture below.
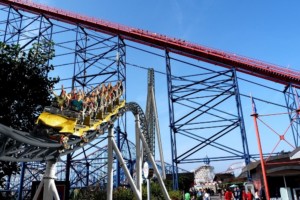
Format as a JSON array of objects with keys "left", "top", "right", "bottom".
[
  {"left": 0, "top": 40, "right": 58, "bottom": 131},
  {"left": 0, "top": 40, "right": 59, "bottom": 188}
]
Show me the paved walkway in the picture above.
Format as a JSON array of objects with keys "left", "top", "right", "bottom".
[{"left": 210, "top": 195, "right": 222, "bottom": 200}]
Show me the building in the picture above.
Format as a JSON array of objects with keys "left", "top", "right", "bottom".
[{"left": 240, "top": 152, "right": 300, "bottom": 199}]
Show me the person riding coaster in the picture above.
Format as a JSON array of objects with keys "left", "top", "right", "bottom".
[{"left": 33, "top": 81, "right": 125, "bottom": 149}]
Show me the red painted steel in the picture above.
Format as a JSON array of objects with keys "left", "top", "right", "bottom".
[
  {"left": 1, "top": 0, "right": 300, "bottom": 87},
  {"left": 251, "top": 112, "right": 271, "bottom": 200}
]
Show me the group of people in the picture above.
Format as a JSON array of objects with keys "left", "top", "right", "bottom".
[
  {"left": 223, "top": 187, "right": 266, "bottom": 200},
  {"left": 185, "top": 188, "right": 213, "bottom": 200},
  {"left": 52, "top": 81, "right": 123, "bottom": 121},
  {"left": 185, "top": 186, "right": 266, "bottom": 200}
]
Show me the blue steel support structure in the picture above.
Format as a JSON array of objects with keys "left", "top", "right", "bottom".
[
  {"left": 2, "top": 6, "right": 53, "bottom": 199},
  {"left": 116, "top": 126, "right": 121, "bottom": 187},
  {"left": 166, "top": 52, "right": 251, "bottom": 189},
  {"left": 2, "top": 0, "right": 295, "bottom": 195},
  {"left": 232, "top": 68, "right": 251, "bottom": 180},
  {"left": 284, "top": 84, "right": 300, "bottom": 147},
  {"left": 165, "top": 51, "right": 179, "bottom": 190},
  {"left": 0, "top": 3, "right": 130, "bottom": 197},
  {"left": 3, "top": 6, "right": 22, "bottom": 44}
]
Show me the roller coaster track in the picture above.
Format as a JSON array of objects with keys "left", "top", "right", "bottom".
[
  {"left": 0, "top": 102, "right": 149, "bottom": 162},
  {"left": 1, "top": 0, "right": 300, "bottom": 87}
]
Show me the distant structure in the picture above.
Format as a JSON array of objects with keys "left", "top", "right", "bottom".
[
  {"left": 145, "top": 68, "right": 166, "bottom": 179},
  {"left": 194, "top": 165, "right": 215, "bottom": 184},
  {"left": 225, "top": 161, "right": 246, "bottom": 177}
]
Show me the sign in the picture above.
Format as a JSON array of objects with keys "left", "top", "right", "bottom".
[{"left": 143, "top": 162, "right": 149, "bottom": 179}]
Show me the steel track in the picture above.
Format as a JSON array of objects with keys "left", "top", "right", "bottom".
[{"left": 0, "top": 102, "right": 149, "bottom": 162}]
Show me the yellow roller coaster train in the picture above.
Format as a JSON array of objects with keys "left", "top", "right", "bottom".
[{"left": 33, "top": 81, "right": 124, "bottom": 148}]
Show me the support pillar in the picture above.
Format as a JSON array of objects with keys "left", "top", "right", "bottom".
[
  {"left": 33, "top": 160, "right": 60, "bottom": 200},
  {"left": 137, "top": 120, "right": 170, "bottom": 200},
  {"left": 232, "top": 68, "right": 251, "bottom": 180},
  {"left": 251, "top": 97, "right": 270, "bottom": 200},
  {"left": 147, "top": 178, "right": 151, "bottom": 200},
  {"left": 17, "top": 162, "right": 26, "bottom": 200},
  {"left": 107, "top": 125, "right": 114, "bottom": 200},
  {"left": 112, "top": 136, "right": 141, "bottom": 199},
  {"left": 165, "top": 51, "right": 178, "bottom": 189},
  {"left": 135, "top": 114, "right": 142, "bottom": 198}
]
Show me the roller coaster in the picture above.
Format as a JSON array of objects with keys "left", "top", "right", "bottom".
[
  {"left": 0, "top": 0, "right": 300, "bottom": 199},
  {"left": 0, "top": 99, "right": 141, "bottom": 162},
  {"left": 0, "top": 98, "right": 169, "bottom": 199},
  {"left": 33, "top": 82, "right": 125, "bottom": 147}
]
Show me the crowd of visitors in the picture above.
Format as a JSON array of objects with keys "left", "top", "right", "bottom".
[
  {"left": 51, "top": 81, "right": 123, "bottom": 121},
  {"left": 184, "top": 185, "right": 266, "bottom": 200}
]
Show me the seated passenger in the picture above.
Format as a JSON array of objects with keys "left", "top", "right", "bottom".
[
  {"left": 70, "top": 93, "right": 83, "bottom": 112},
  {"left": 52, "top": 85, "right": 68, "bottom": 111}
]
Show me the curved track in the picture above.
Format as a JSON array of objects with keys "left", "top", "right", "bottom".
[{"left": 0, "top": 102, "right": 149, "bottom": 162}]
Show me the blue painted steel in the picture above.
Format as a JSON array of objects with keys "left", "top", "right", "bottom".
[
  {"left": 165, "top": 51, "right": 179, "bottom": 190},
  {"left": 284, "top": 84, "right": 300, "bottom": 147}
]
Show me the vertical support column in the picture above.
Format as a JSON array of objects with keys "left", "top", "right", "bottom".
[
  {"left": 251, "top": 98, "right": 270, "bottom": 200},
  {"left": 33, "top": 160, "right": 60, "bottom": 200},
  {"left": 284, "top": 84, "right": 300, "bottom": 147},
  {"left": 232, "top": 68, "right": 251, "bottom": 179},
  {"left": 44, "top": 160, "right": 60, "bottom": 200},
  {"left": 5, "top": 174, "right": 11, "bottom": 198},
  {"left": 135, "top": 114, "right": 142, "bottom": 199},
  {"left": 117, "top": 37, "right": 127, "bottom": 129},
  {"left": 65, "top": 154, "right": 71, "bottom": 193},
  {"left": 17, "top": 162, "right": 26, "bottom": 200},
  {"left": 111, "top": 132, "right": 141, "bottom": 200},
  {"left": 86, "top": 162, "right": 90, "bottom": 186},
  {"left": 152, "top": 82, "right": 166, "bottom": 179},
  {"left": 107, "top": 125, "right": 114, "bottom": 200},
  {"left": 146, "top": 68, "right": 166, "bottom": 179},
  {"left": 147, "top": 178, "right": 151, "bottom": 200},
  {"left": 116, "top": 127, "right": 120, "bottom": 188},
  {"left": 137, "top": 118, "right": 171, "bottom": 200},
  {"left": 165, "top": 51, "right": 178, "bottom": 189},
  {"left": 73, "top": 26, "right": 88, "bottom": 90},
  {"left": 117, "top": 37, "right": 126, "bottom": 89}
]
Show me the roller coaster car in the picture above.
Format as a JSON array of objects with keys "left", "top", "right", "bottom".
[{"left": 33, "top": 100, "right": 126, "bottom": 143}]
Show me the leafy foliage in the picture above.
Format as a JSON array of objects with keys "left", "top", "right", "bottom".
[
  {"left": 69, "top": 182, "right": 183, "bottom": 200},
  {"left": 0, "top": 40, "right": 58, "bottom": 188},
  {"left": 0, "top": 41, "right": 58, "bottom": 131},
  {"left": 168, "top": 190, "right": 183, "bottom": 200},
  {"left": 70, "top": 187, "right": 106, "bottom": 200}
]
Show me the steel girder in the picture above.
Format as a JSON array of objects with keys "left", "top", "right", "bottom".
[
  {"left": 72, "top": 25, "right": 126, "bottom": 91},
  {"left": 0, "top": 4, "right": 129, "bottom": 197},
  {"left": 284, "top": 84, "right": 300, "bottom": 147},
  {"left": 166, "top": 52, "right": 250, "bottom": 189},
  {"left": 145, "top": 68, "right": 156, "bottom": 156},
  {"left": 2, "top": 5, "right": 53, "bottom": 52}
]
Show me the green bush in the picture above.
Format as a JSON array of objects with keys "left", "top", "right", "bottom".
[
  {"left": 113, "top": 187, "right": 134, "bottom": 200},
  {"left": 169, "top": 190, "right": 183, "bottom": 200},
  {"left": 69, "top": 182, "right": 184, "bottom": 200}
]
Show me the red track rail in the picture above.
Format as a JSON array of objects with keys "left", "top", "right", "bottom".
[{"left": 1, "top": 0, "right": 300, "bottom": 87}]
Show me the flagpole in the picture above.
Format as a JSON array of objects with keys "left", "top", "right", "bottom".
[{"left": 251, "top": 96, "right": 270, "bottom": 200}]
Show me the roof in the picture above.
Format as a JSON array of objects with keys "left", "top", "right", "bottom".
[{"left": 239, "top": 153, "right": 300, "bottom": 177}]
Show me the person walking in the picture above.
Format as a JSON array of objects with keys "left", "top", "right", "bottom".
[
  {"left": 185, "top": 191, "right": 191, "bottom": 200},
  {"left": 246, "top": 190, "right": 253, "bottom": 200},
  {"left": 203, "top": 189, "right": 211, "bottom": 200},
  {"left": 225, "top": 188, "right": 233, "bottom": 200},
  {"left": 233, "top": 187, "right": 242, "bottom": 200},
  {"left": 254, "top": 189, "right": 260, "bottom": 200}
]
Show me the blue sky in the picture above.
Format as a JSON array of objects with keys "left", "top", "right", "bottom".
[{"left": 28, "top": 0, "right": 300, "bottom": 173}]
